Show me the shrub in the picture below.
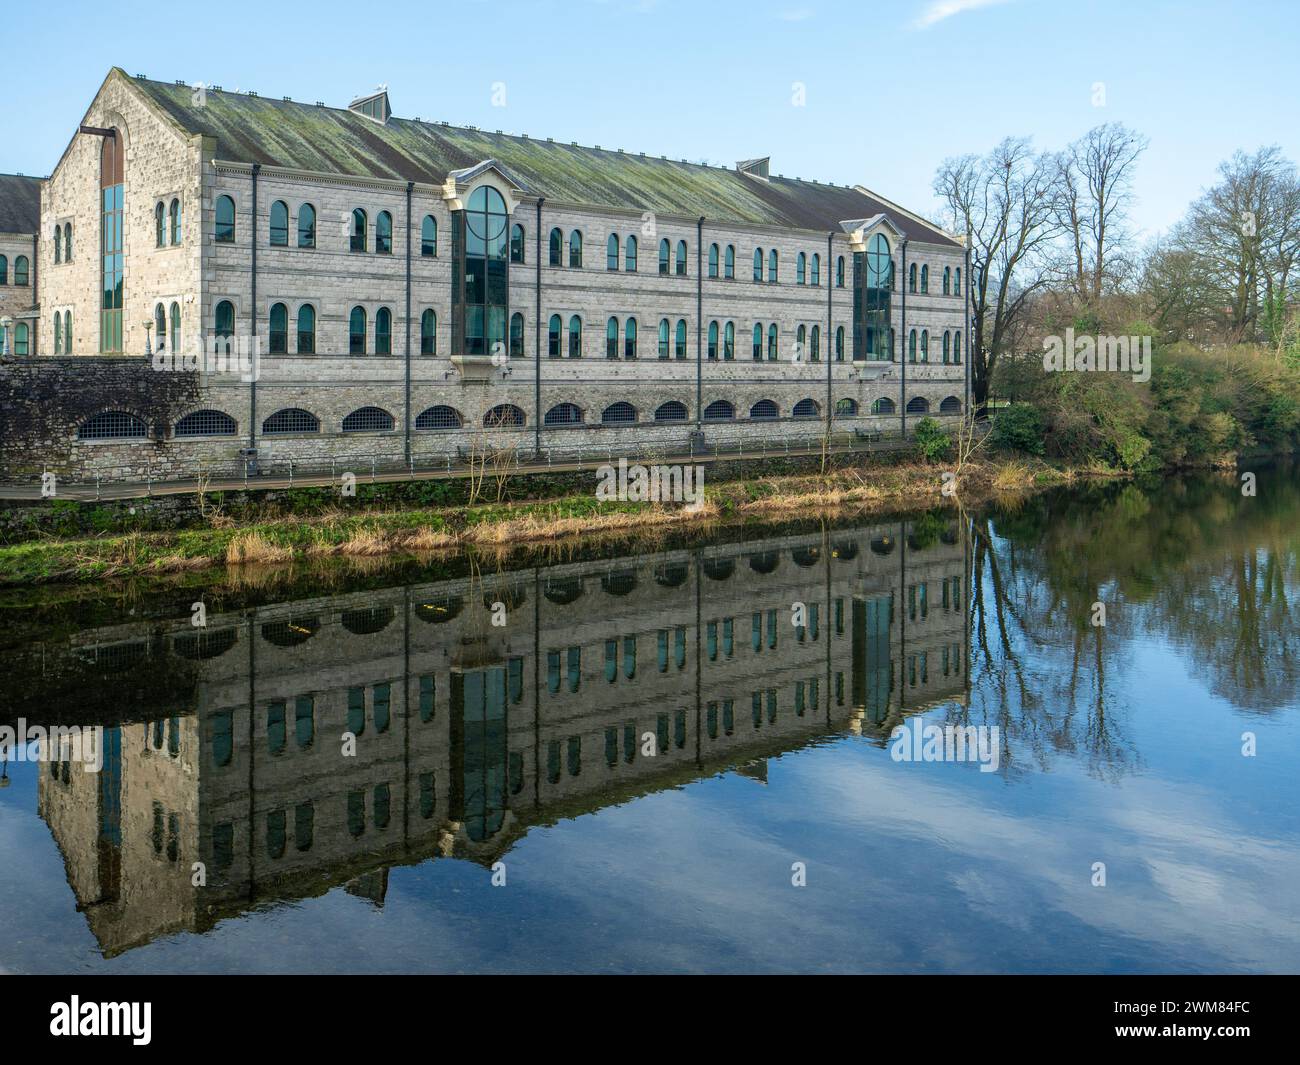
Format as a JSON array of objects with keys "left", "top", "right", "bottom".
[
  {"left": 913, "top": 417, "right": 952, "bottom": 462},
  {"left": 990, "top": 403, "right": 1045, "bottom": 455}
]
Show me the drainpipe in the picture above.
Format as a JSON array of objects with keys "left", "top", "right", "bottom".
[
  {"left": 826, "top": 232, "right": 833, "bottom": 437},
  {"left": 534, "top": 198, "right": 544, "bottom": 457},
  {"left": 404, "top": 180, "right": 413, "bottom": 466},
  {"left": 249, "top": 164, "right": 260, "bottom": 453},
  {"left": 696, "top": 217, "right": 704, "bottom": 436},
  {"left": 900, "top": 239, "right": 907, "bottom": 441}
]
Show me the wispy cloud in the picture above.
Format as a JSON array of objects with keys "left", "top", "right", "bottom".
[{"left": 912, "top": 0, "right": 1011, "bottom": 30}]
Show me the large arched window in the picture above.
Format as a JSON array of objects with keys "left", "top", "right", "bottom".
[
  {"left": 908, "top": 263, "right": 917, "bottom": 293},
  {"left": 750, "top": 399, "right": 778, "bottom": 420},
  {"left": 707, "top": 321, "right": 719, "bottom": 361},
  {"left": 342, "top": 406, "right": 394, "bottom": 433},
  {"left": 268, "top": 302, "right": 288, "bottom": 353},
  {"left": 99, "top": 131, "right": 123, "bottom": 352},
  {"left": 421, "top": 309, "right": 437, "bottom": 355},
  {"left": 942, "top": 266, "right": 951, "bottom": 295},
  {"left": 376, "top": 211, "right": 393, "bottom": 254},
  {"left": 659, "top": 238, "right": 671, "bottom": 275},
  {"left": 153, "top": 302, "right": 166, "bottom": 351},
  {"left": 607, "top": 234, "right": 619, "bottom": 271},
  {"left": 864, "top": 233, "right": 892, "bottom": 361},
  {"left": 675, "top": 239, "right": 687, "bottom": 276},
  {"left": 510, "top": 222, "right": 525, "bottom": 263},
  {"left": 350, "top": 208, "right": 367, "bottom": 252},
  {"left": 78, "top": 411, "right": 146, "bottom": 440},
  {"left": 269, "top": 200, "right": 289, "bottom": 246},
  {"left": 703, "top": 400, "right": 734, "bottom": 422},
  {"left": 766, "top": 323, "right": 778, "bottom": 361},
  {"left": 811, "top": 253, "right": 820, "bottom": 286},
  {"left": 545, "top": 402, "right": 583, "bottom": 426},
  {"left": 568, "top": 315, "right": 582, "bottom": 358},
  {"left": 753, "top": 248, "right": 764, "bottom": 281},
  {"left": 768, "top": 249, "right": 778, "bottom": 282},
  {"left": 920, "top": 329, "right": 929, "bottom": 363},
  {"left": 375, "top": 307, "right": 393, "bottom": 355},
  {"left": 724, "top": 321, "right": 735, "bottom": 360},
  {"left": 872, "top": 397, "right": 896, "bottom": 415},
  {"left": 810, "top": 324, "right": 821, "bottom": 362},
  {"left": 548, "top": 227, "right": 562, "bottom": 265},
  {"left": 215, "top": 300, "right": 235, "bottom": 338},
  {"left": 796, "top": 252, "right": 806, "bottom": 284},
  {"left": 484, "top": 403, "right": 525, "bottom": 428},
  {"left": 548, "top": 314, "right": 562, "bottom": 358},
  {"left": 673, "top": 319, "right": 687, "bottom": 360},
  {"left": 625, "top": 234, "right": 638, "bottom": 272},
  {"left": 605, "top": 317, "right": 618, "bottom": 359},
  {"left": 155, "top": 202, "right": 166, "bottom": 247},
  {"left": 940, "top": 396, "right": 962, "bottom": 414},
  {"left": 175, "top": 410, "right": 237, "bottom": 437},
  {"left": 215, "top": 195, "right": 236, "bottom": 243},
  {"left": 751, "top": 323, "right": 763, "bottom": 361},
  {"left": 169, "top": 198, "right": 181, "bottom": 245},
  {"left": 509, "top": 311, "right": 524, "bottom": 357},
  {"left": 458, "top": 186, "right": 509, "bottom": 356},
  {"left": 624, "top": 317, "right": 637, "bottom": 359},
  {"left": 920, "top": 264, "right": 929, "bottom": 293},
  {"left": 13, "top": 256, "right": 28, "bottom": 286},
  {"left": 568, "top": 229, "right": 583, "bottom": 267},
  {"left": 654, "top": 401, "right": 688, "bottom": 422},
  {"left": 907, "top": 396, "right": 929, "bottom": 414},
  {"left": 602, "top": 402, "right": 637, "bottom": 425},
  {"left": 421, "top": 215, "right": 437, "bottom": 257},
  {"left": 835, "top": 398, "right": 859, "bottom": 417},
  {"left": 724, "top": 244, "right": 735, "bottom": 279},
  {"left": 415, "top": 405, "right": 462, "bottom": 430},
  {"left": 13, "top": 323, "right": 28, "bottom": 356},
  {"left": 263, "top": 408, "right": 320, "bottom": 434},
  {"left": 708, "top": 243, "right": 719, "bottom": 278},
  {"left": 297, "top": 203, "right": 316, "bottom": 248},
  {"left": 793, "top": 398, "right": 819, "bottom": 418},
  {"left": 658, "top": 318, "right": 671, "bottom": 360},
  {"left": 296, "top": 304, "right": 315, "bottom": 354},
  {"left": 349, "top": 306, "right": 367, "bottom": 354}
]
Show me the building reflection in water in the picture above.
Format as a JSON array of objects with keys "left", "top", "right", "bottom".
[{"left": 33, "top": 517, "right": 969, "bottom": 957}]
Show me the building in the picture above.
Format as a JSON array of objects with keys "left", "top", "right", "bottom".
[
  {"left": 0, "top": 173, "right": 41, "bottom": 356},
  {"left": 12, "top": 68, "right": 969, "bottom": 481}
]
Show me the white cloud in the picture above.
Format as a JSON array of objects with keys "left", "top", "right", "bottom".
[{"left": 912, "top": 0, "right": 1012, "bottom": 30}]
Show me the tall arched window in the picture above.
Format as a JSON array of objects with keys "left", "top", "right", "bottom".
[
  {"left": 350, "top": 209, "right": 367, "bottom": 252},
  {"left": 920, "top": 264, "right": 929, "bottom": 293},
  {"left": 708, "top": 321, "right": 719, "bottom": 360},
  {"left": 568, "top": 230, "right": 582, "bottom": 267},
  {"left": 421, "top": 309, "right": 438, "bottom": 355},
  {"left": 811, "top": 253, "right": 820, "bottom": 286},
  {"left": 548, "top": 228, "right": 562, "bottom": 265},
  {"left": 376, "top": 307, "right": 393, "bottom": 354},
  {"left": 66, "top": 309, "right": 75, "bottom": 353},
  {"left": 624, "top": 317, "right": 638, "bottom": 359},
  {"left": 100, "top": 130, "right": 123, "bottom": 352},
  {"left": 920, "top": 329, "right": 929, "bottom": 362},
  {"left": 675, "top": 240, "right": 687, "bottom": 276},
  {"left": 752, "top": 323, "right": 763, "bottom": 360},
  {"left": 215, "top": 195, "right": 235, "bottom": 243},
  {"left": 167, "top": 303, "right": 177, "bottom": 355},
  {"left": 796, "top": 252, "right": 806, "bottom": 284},
  {"left": 836, "top": 255, "right": 845, "bottom": 287},
  {"left": 724, "top": 244, "right": 735, "bottom": 279},
  {"left": 268, "top": 302, "right": 288, "bottom": 353},
  {"left": 549, "top": 314, "right": 562, "bottom": 358},
  {"left": 65, "top": 222, "right": 74, "bottom": 261},
  {"left": 568, "top": 315, "right": 582, "bottom": 358},
  {"left": 421, "top": 215, "right": 437, "bottom": 257},
  {"left": 153, "top": 303, "right": 167, "bottom": 349},
  {"left": 955, "top": 266, "right": 962, "bottom": 294},
  {"left": 349, "top": 306, "right": 367, "bottom": 354},
  {"left": 1, "top": 255, "right": 8, "bottom": 284},
  {"left": 942, "top": 266, "right": 951, "bottom": 295},
  {"left": 767, "top": 323, "right": 778, "bottom": 360},
  {"left": 658, "top": 318, "right": 670, "bottom": 359},
  {"left": 724, "top": 321, "right": 735, "bottom": 360},
  {"left": 53, "top": 226, "right": 60, "bottom": 263},
  {"left": 954, "top": 330, "right": 962, "bottom": 364},
  {"left": 768, "top": 249, "right": 778, "bottom": 282},
  {"left": 376, "top": 211, "right": 393, "bottom": 254},
  {"left": 296, "top": 304, "right": 314, "bottom": 354},
  {"left": 810, "top": 324, "right": 821, "bottom": 362},
  {"left": 155, "top": 202, "right": 166, "bottom": 247},
  {"left": 753, "top": 248, "right": 763, "bottom": 281},
  {"left": 13, "top": 256, "right": 28, "bottom": 285},
  {"left": 674, "top": 317, "right": 687, "bottom": 357},
  {"left": 509, "top": 311, "right": 524, "bottom": 357},
  {"left": 659, "top": 238, "right": 670, "bottom": 275},
  {"left": 607, "top": 233, "right": 619, "bottom": 271},
  {"left": 864, "top": 233, "right": 892, "bottom": 361},
  {"left": 297, "top": 203, "right": 316, "bottom": 247},
  {"left": 510, "top": 222, "right": 525, "bottom": 263},
  {"left": 708, "top": 243, "right": 719, "bottom": 278},
  {"left": 458, "top": 186, "right": 509, "bottom": 356},
  {"left": 215, "top": 300, "right": 234, "bottom": 338},
  {"left": 835, "top": 326, "right": 845, "bottom": 362},
  {"left": 625, "top": 234, "right": 638, "bottom": 272},
  {"left": 908, "top": 329, "right": 917, "bottom": 362},
  {"left": 796, "top": 324, "right": 806, "bottom": 358},
  {"left": 605, "top": 317, "right": 618, "bottom": 359},
  {"left": 943, "top": 330, "right": 951, "bottom": 364},
  {"left": 269, "top": 200, "right": 289, "bottom": 246},
  {"left": 169, "top": 198, "right": 181, "bottom": 245},
  {"left": 53, "top": 312, "right": 62, "bottom": 353},
  {"left": 908, "top": 263, "right": 917, "bottom": 293},
  {"left": 14, "top": 323, "right": 28, "bottom": 356}
]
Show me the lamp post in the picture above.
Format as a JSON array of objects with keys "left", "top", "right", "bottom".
[
  {"left": 143, "top": 318, "right": 154, "bottom": 357},
  {"left": 0, "top": 316, "right": 11, "bottom": 358}
]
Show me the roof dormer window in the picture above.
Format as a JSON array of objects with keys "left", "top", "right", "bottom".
[{"left": 349, "top": 90, "right": 390, "bottom": 124}]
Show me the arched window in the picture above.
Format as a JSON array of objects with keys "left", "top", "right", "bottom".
[
  {"left": 835, "top": 325, "right": 845, "bottom": 362},
  {"left": 658, "top": 318, "right": 670, "bottom": 359},
  {"left": 153, "top": 302, "right": 166, "bottom": 351},
  {"left": 703, "top": 400, "right": 734, "bottom": 422},
  {"left": 350, "top": 208, "right": 367, "bottom": 252},
  {"left": 766, "top": 323, "right": 778, "bottom": 360},
  {"left": 836, "top": 255, "right": 845, "bottom": 287},
  {"left": 342, "top": 406, "right": 394, "bottom": 432},
  {"left": 13, "top": 323, "right": 28, "bottom": 355},
  {"left": 953, "top": 331, "right": 962, "bottom": 364},
  {"left": 920, "top": 329, "right": 929, "bottom": 363},
  {"left": 484, "top": 403, "right": 525, "bottom": 428},
  {"left": 510, "top": 222, "right": 525, "bottom": 263},
  {"left": 942, "top": 266, "right": 951, "bottom": 295},
  {"left": 872, "top": 397, "right": 896, "bottom": 415},
  {"left": 907, "top": 396, "right": 929, "bottom": 414},
  {"left": 13, "top": 256, "right": 28, "bottom": 286},
  {"left": 421, "top": 215, "right": 437, "bottom": 257},
  {"left": 793, "top": 398, "right": 819, "bottom": 418},
  {"left": 908, "top": 329, "right": 917, "bottom": 362},
  {"left": 415, "top": 405, "right": 462, "bottom": 430},
  {"left": 568, "top": 314, "right": 582, "bottom": 358},
  {"left": 624, "top": 317, "right": 637, "bottom": 359},
  {"left": 269, "top": 302, "right": 288, "bottom": 353},
  {"left": 607, "top": 233, "right": 619, "bottom": 271},
  {"left": 605, "top": 317, "right": 618, "bottom": 359},
  {"left": 920, "top": 264, "right": 929, "bottom": 293},
  {"left": 724, "top": 244, "right": 735, "bottom": 279},
  {"left": 750, "top": 399, "right": 778, "bottom": 420},
  {"left": 811, "top": 253, "right": 820, "bottom": 286},
  {"left": 753, "top": 248, "right": 763, "bottom": 281},
  {"left": 943, "top": 330, "right": 951, "bottom": 364},
  {"left": 155, "top": 201, "right": 166, "bottom": 247},
  {"left": 654, "top": 401, "right": 688, "bottom": 423},
  {"left": 675, "top": 320, "right": 687, "bottom": 360},
  {"left": 751, "top": 323, "right": 763, "bottom": 360},
  {"left": 796, "top": 252, "right": 806, "bottom": 284},
  {"left": 569, "top": 229, "right": 582, "bottom": 267},
  {"left": 908, "top": 263, "right": 917, "bottom": 293},
  {"left": 545, "top": 403, "right": 583, "bottom": 426},
  {"left": 459, "top": 187, "right": 507, "bottom": 359},
  {"left": 707, "top": 321, "right": 719, "bottom": 360},
  {"left": 376, "top": 211, "right": 393, "bottom": 254},
  {"left": 955, "top": 266, "right": 962, "bottom": 293},
  {"left": 263, "top": 408, "right": 320, "bottom": 434},
  {"left": 708, "top": 243, "right": 719, "bottom": 278},
  {"left": 625, "top": 234, "right": 638, "bottom": 271},
  {"left": 215, "top": 195, "right": 236, "bottom": 243},
  {"left": 99, "top": 131, "right": 124, "bottom": 352},
  {"left": 421, "top": 309, "right": 437, "bottom": 355},
  {"left": 548, "top": 228, "right": 562, "bottom": 265},
  {"left": 78, "top": 411, "right": 147, "bottom": 440},
  {"left": 659, "top": 238, "right": 671, "bottom": 275},
  {"left": 940, "top": 396, "right": 962, "bottom": 414},
  {"left": 835, "top": 398, "right": 859, "bottom": 417},
  {"left": 175, "top": 410, "right": 237, "bottom": 437},
  {"left": 167, "top": 303, "right": 177, "bottom": 355},
  {"left": 768, "top": 248, "right": 778, "bottom": 282},
  {"left": 54, "top": 228, "right": 62, "bottom": 264},
  {"left": 65, "top": 309, "right": 74, "bottom": 353},
  {"left": 602, "top": 402, "right": 636, "bottom": 425},
  {"left": 349, "top": 306, "right": 367, "bottom": 354},
  {"left": 675, "top": 239, "right": 687, "bottom": 276},
  {"left": 375, "top": 307, "right": 392, "bottom": 354},
  {"left": 811, "top": 324, "right": 821, "bottom": 362},
  {"left": 509, "top": 311, "right": 524, "bottom": 357},
  {"left": 269, "top": 200, "right": 288, "bottom": 246},
  {"left": 297, "top": 203, "right": 315, "bottom": 247},
  {"left": 796, "top": 324, "right": 806, "bottom": 358},
  {"left": 53, "top": 311, "right": 62, "bottom": 353},
  {"left": 548, "top": 314, "right": 562, "bottom": 358},
  {"left": 724, "top": 321, "right": 735, "bottom": 360},
  {"left": 296, "top": 304, "right": 314, "bottom": 353},
  {"left": 215, "top": 300, "right": 234, "bottom": 338},
  {"left": 1, "top": 256, "right": 10, "bottom": 284},
  {"left": 65, "top": 222, "right": 74, "bottom": 261},
  {"left": 169, "top": 199, "right": 181, "bottom": 245}
]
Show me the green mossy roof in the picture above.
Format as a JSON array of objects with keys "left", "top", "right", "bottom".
[{"left": 130, "top": 73, "right": 958, "bottom": 245}]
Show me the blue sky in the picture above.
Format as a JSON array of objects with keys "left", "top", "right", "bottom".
[{"left": 2, "top": 0, "right": 1296, "bottom": 238}]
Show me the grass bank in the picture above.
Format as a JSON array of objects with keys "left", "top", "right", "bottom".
[{"left": 0, "top": 455, "right": 1118, "bottom": 586}]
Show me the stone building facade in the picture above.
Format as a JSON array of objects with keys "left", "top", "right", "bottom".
[
  {"left": 0, "top": 174, "right": 41, "bottom": 357},
  {"left": 16, "top": 68, "right": 970, "bottom": 481}
]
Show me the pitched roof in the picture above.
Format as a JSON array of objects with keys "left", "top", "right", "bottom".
[
  {"left": 0, "top": 174, "right": 42, "bottom": 235},
  {"left": 126, "top": 72, "right": 959, "bottom": 246}
]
